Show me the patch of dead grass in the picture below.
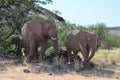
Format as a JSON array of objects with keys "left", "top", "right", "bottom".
[
  {"left": 91, "top": 49, "right": 120, "bottom": 68},
  {"left": 113, "top": 70, "right": 120, "bottom": 79}
]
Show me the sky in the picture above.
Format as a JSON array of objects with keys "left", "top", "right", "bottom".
[{"left": 41, "top": 0, "right": 120, "bottom": 27}]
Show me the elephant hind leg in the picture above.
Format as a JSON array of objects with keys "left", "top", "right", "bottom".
[
  {"left": 67, "top": 50, "right": 71, "bottom": 64},
  {"left": 66, "top": 45, "right": 72, "bottom": 64},
  {"left": 73, "top": 51, "right": 80, "bottom": 71}
]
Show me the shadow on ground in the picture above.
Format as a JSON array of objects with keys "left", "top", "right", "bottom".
[
  {"left": 0, "top": 51, "right": 21, "bottom": 71},
  {"left": 0, "top": 51, "right": 118, "bottom": 78},
  {"left": 29, "top": 61, "right": 115, "bottom": 78}
]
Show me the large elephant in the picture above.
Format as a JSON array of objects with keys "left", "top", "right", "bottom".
[
  {"left": 21, "top": 18, "right": 58, "bottom": 63},
  {"left": 65, "top": 30, "right": 98, "bottom": 67}
]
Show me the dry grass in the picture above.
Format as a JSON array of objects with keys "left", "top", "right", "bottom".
[
  {"left": 113, "top": 70, "right": 120, "bottom": 79},
  {"left": 91, "top": 49, "right": 120, "bottom": 68},
  {"left": 91, "top": 49, "right": 120, "bottom": 79}
]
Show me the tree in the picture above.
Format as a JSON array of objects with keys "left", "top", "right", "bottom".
[
  {"left": 87, "top": 23, "right": 108, "bottom": 47},
  {"left": 57, "top": 23, "right": 75, "bottom": 48},
  {"left": 0, "top": 0, "right": 53, "bottom": 51}
]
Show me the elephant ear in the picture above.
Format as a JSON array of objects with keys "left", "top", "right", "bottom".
[
  {"left": 87, "top": 32, "right": 98, "bottom": 49},
  {"left": 27, "top": 19, "right": 44, "bottom": 37},
  {"left": 42, "top": 20, "right": 54, "bottom": 36}
]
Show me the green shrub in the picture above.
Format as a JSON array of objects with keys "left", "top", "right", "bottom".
[{"left": 102, "top": 34, "right": 120, "bottom": 49}]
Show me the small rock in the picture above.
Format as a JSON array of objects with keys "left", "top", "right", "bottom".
[
  {"left": 49, "top": 73, "right": 52, "bottom": 75},
  {"left": 23, "top": 69, "right": 31, "bottom": 73}
]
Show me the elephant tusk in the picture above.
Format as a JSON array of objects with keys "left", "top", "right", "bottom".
[{"left": 51, "top": 37, "right": 57, "bottom": 40}]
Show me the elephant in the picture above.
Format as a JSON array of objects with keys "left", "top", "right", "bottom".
[
  {"left": 11, "top": 36, "right": 23, "bottom": 56},
  {"left": 21, "top": 18, "right": 59, "bottom": 63},
  {"left": 65, "top": 30, "right": 98, "bottom": 67}
]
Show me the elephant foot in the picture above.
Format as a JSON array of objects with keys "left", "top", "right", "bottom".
[
  {"left": 38, "top": 55, "right": 45, "bottom": 60},
  {"left": 83, "top": 62, "right": 93, "bottom": 70},
  {"left": 44, "top": 56, "right": 53, "bottom": 63},
  {"left": 26, "top": 56, "right": 32, "bottom": 64},
  {"left": 74, "top": 59, "right": 80, "bottom": 71},
  {"left": 53, "top": 56, "right": 60, "bottom": 66},
  {"left": 27, "top": 59, "right": 31, "bottom": 63}
]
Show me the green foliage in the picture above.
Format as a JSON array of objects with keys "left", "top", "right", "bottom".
[
  {"left": 102, "top": 34, "right": 120, "bottom": 49},
  {"left": 87, "top": 23, "right": 108, "bottom": 46},
  {"left": 0, "top": 0, "right": 34, "bottom": 44},
  {"left": 0, "top": 0, "right": 53, "bottom": 51},
  {"left": 57, "top": 23, "right": 77, "bottom": 48}
]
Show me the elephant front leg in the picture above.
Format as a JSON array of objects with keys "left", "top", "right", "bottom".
[
  {"left": 34, "top": 45, "right": 39, "bottom": 60},
  {"left": 39, "top": 41, "right": 48, "bottom": 60},
  {"left": 80, "top": 47, "right": 88, "bottom": 68},
  {"left": 52, "top": 40, "right": 59, "bottom": 56},
  {"left": 27, "top": 42, "right": 36, "bottom": 63}
]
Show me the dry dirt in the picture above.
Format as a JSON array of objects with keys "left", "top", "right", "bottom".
[{"left": 0, "top": 51, "right": 120, "bottom": 80}]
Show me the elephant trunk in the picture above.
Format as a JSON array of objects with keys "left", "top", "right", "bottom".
[
  {"left": 87, "top": 40, "right": 98, "bottom": 62},
  {"left": 87, "top": 49, "right": 96, "bottom": 62},
  {"left": 52, "top": 38, "right": 59, "bottom": 56}
]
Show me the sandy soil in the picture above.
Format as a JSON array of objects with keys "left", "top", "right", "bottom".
[{"left": 0, "top": 51, "right": 120, "bottom": 80}]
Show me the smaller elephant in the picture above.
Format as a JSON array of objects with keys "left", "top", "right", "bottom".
[
  {"left": 11, "top": 36, "right": 23, "bottom": 56},
  {"left": 65, "top": 30, "right": 98, "bottom": 68}
]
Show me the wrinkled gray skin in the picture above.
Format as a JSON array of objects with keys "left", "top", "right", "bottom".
[
  {"left": 65, "top": 30, "right": 98, "bottom": 67},
  {"left": 21, "top": 18, "right": 58, "bottom": 63}
]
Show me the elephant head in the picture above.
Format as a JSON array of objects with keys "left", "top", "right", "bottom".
[
  {"left": 43, "top": 20, "right": 58, "bottom": 55},
  {"left": 43, "top": 20, "right": 58, "bottom": 40}
]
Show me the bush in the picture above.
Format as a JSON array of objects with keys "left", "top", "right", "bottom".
[{"left": 102, "top": 34, "right": 120, "bottom": 49}]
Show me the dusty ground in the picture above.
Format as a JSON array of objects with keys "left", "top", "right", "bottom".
[{"left": 0, "top": 51, "right": 120, "bottom": 80}]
